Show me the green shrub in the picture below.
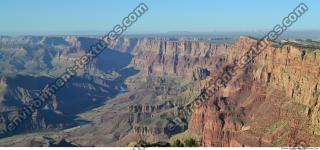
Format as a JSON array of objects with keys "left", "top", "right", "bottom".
[
  {"left": 172, "top": 139, "right": 184, "bottom": 147},
  {"left": 135, "top": 140, "right": 171, "bottom": 147},
  {"left": 184, "top": 138, "right": 199, "bottom": 147}
]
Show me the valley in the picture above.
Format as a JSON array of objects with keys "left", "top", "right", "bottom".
[{"left": 0, "top": 35, "right": 319, "bottom": 147}]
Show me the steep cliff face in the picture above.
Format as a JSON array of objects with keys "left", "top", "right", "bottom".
[
  {"left": 236, "top": 37, "right": 320, "bottom": 136},
  {"left": 109, "top": 38, "right": 230, "bottom": 79},
  {"left": 189, "top": 96, "right": 243, "bottom": 146},
  {"left": 189, "top": 36, "right": 320, "bottom": 146}
]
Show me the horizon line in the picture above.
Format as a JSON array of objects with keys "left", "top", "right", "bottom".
[{"left": 1, "top": 29, "right": 320, "bottom": 36}]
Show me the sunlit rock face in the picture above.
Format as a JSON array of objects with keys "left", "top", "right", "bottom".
[{"left": 189, "top": 36, "right": 320, "bottom": 146}]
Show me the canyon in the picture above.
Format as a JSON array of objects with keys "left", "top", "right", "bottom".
[{"left": 0, "top": 35, "right": 319, "bottom": 146}]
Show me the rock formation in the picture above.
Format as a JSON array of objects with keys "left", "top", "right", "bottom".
[
  {"left": 189, "top": 36, "right": 320, "bottom": 146},
  {"left": 1, "top": 36, "right": 320, "bottom": 146}
]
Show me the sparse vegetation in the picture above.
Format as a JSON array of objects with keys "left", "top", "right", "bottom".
[
  {"left": 184, "top": 138, "right": 199, "bottom": 147},
  {"left": 132, "top": 140, "right": 171, "bottom": 147},
  {"left": 172, "top": 139, "right": 184, "bottom": 147},
  {"left": 130, "top": 138, "right": 199, "bottom": 147}
]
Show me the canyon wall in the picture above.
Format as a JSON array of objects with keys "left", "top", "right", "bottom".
[
  {"left": 1, "top": 36, "right": 319, "bottom": 146},
  {"left": 110, "top": 37, "right": 230, "bottom": 79},
  {"left": 188, "top": 36, "right": 320, "bottom": 146}
]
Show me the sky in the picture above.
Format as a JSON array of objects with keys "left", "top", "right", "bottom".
[{"left": 0, "top": 0, "right": 319, "bottom": 34}]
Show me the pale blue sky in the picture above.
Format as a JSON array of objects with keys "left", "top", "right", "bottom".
[{"left": 0, "top": 0, "right": 319, "bottom": 34}]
